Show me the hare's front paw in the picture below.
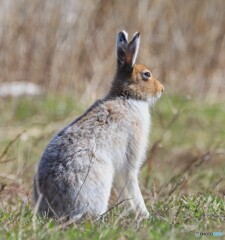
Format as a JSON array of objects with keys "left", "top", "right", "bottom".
[
  {"left": 132, "top": 205, "right": 150, "bottom": 219},
  {"left": 138, "top": 209, "right": 150, "bottom": 219}
]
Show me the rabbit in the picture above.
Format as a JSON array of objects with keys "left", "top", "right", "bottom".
[{"left": 34, "top": 30, "right": 164, "bottom": 222}]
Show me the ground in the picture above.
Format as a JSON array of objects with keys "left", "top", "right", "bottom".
[{"left": 0, "top": 93, "right": 225, "bottom": 239}]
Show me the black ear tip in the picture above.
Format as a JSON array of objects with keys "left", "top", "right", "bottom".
[
  {"left": 118, "top": 31, "right": 128, "bottom": 43},
  {"left": 135, "top": 32, "right": 140, "bottom": 38}
]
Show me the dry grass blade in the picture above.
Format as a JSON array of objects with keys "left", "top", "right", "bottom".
[
  {"left": 206, "top": 178, "right": 224, "bottom": 194},
  {"left": 0, "top": 130, "right": 25, "bottom": 162},
  {"left": 158, "top": 151, "right": 214, "bottom": 197},
  {"left": 98, "top": 198, "right": 132, "bottom": 219},
  {"left": 144, "top": 109, "right": 181, "bottom": 187}
]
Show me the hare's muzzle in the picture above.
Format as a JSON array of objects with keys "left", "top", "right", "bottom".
[
  {"left": 160, "top": 84, "right": 164, "bottom": 93},
  {"left": 154, "top": 78, "right": 164, "bottom": 94}
]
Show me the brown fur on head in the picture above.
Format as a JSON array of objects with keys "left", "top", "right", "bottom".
[{"left": 109, "top": 31, "right": 164, "bottom": 103}]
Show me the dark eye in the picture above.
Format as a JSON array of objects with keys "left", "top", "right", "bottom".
[{"left": 143, "top": 71, "right": 151, "bottom": 80}]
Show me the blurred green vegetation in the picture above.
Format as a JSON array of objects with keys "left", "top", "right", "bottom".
[
  {"left": 0, "top": 95, "right": 84, "bottom": 125},
  {"left": 153, "top": 94, "right": 225, "bottom": 148}
]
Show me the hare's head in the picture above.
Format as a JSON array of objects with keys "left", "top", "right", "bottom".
[{"left": 110, "top": 31, "right": 164, "bottom": 105}]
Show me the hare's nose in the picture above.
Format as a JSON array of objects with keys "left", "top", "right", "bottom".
[{"left": 161, "top": 85, "right": 164, "bottom": 92}]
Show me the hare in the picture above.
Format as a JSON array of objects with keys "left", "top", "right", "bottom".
[{"left": 34, "top": 31, "right": 164, "bottom": 221}]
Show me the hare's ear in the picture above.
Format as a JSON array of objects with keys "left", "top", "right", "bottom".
[
  {"left": 117, "top": 30, "right": 128, "bottom": 67},
  {"left": 126, "top": 32, "right": 140, "bottom": 67}
]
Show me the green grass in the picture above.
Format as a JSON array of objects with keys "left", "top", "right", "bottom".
[
  {"left": 0, "top": 93, "right": 225, "bottom": 239},
  {"left": 1, "top": 195, "right": 224, "bottom": 239}
]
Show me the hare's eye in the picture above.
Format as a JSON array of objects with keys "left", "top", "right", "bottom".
[{"left": 142, "top": 71, "right": 151, "bottom": 80}]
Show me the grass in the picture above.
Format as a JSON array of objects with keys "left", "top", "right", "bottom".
[{"left": 0, "top": 93, "right": 225, "bottom": 239}]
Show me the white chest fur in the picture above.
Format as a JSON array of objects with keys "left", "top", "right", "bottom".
[
  {"left": 128, "top": 99, "right": 150, "bottom": 130},
  {"left": 112, "top": 99, "right": 151, "bottom": 217},
  {"left": 127, "top": 99, "right": 151, "bottom": 167}
]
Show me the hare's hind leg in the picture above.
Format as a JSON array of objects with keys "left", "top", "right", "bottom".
[{"left": 69, "top": 162, "right": 114, "bottom": 220}]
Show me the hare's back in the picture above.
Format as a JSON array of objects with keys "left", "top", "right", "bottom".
[{"left": 38, "top": 99, "right": 131, "bottom": 173}]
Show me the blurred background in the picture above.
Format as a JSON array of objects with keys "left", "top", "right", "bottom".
[
  {"left": 0, "top": 0, "right": 225, "bottom": 212},
  {"left": 0, "top": 0, "right": 225, "bottom": 101}
]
